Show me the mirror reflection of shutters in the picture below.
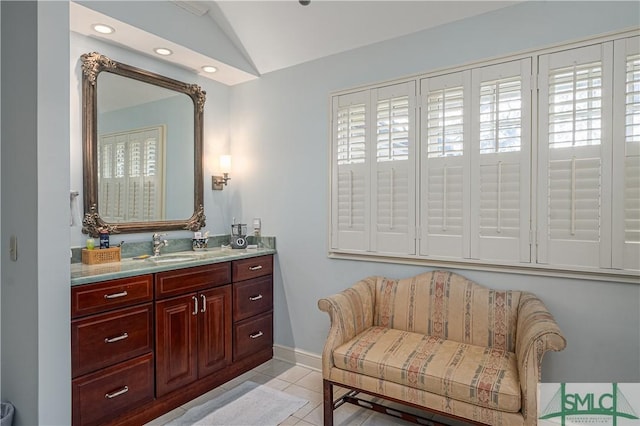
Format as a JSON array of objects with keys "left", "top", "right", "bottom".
[
  {"left": 538, "top": 43, "right": 613, "bottom": 268},
  {"left": 613, "top": 36, "right": 640, "bottom": 271},
  {"left": 372, "top": 82, "right": 416, "bottom": 255},
  {"left": 332, "top": 91, "right": 370, "bottom": 251},
  {"left": 98, "top": 125, "right": 165, "bottom": 223},
  {"left": 470, "top": 59, "right": 532, "bottom": 263},
  {"left": 420, "top": 71, "right": 471, "bottom": 259}
]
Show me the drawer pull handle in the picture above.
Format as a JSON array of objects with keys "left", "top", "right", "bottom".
[
  {"left": 192, "top": 296, "right": 198, "bottom": 316},
  {"left": 249, "top": 331, "right": 264, "bottom": 339},
  {"left": 104, "top": 333, "right": 129, "bottom": 344},
  {"left": 249, "top": 294, "right": 263, "bottom": 301},
  {"left": 200, "top": 294, "right": 206, "bottom": 313},
  {"left": 105, "top": 386, "right": 129, "bottom": 399},
  {"left": 104, "top": 291, "right": 128, "bottom": 300},
  {"left": 248, "top": 265, "right": 263, "bottom": 271}
]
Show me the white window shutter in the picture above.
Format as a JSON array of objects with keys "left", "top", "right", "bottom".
[
  {"left": 419, "top": 71, "right": 471, "bottom": 258},
  {"left": 98, "top": 126, "right": 165, "bottom": 223},
  {"left": 470, "top": 58, "right": 532, "bottom": 263},
  {"left": 612, "top": 36, "right": 640, "bottom": 271},
  {"left": 331, "top": 91, "right": 371, "bottom": 251},
  {"left": 371, "top": 82, "right": 416, "bottom": 255},
  {"left": 537, "top": 43, "right": 613, "bottom": 268}
]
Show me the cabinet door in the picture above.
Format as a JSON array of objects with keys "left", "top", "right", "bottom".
[
  {"left": 155, "top": 294, "right": 198, "bottom": 397},
  {"left": 198, "top": 285, "right": 232, "bottom": 378}
]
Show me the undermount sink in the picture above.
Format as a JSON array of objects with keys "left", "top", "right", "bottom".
[{"left": 146, "top": 253, "right": 202, "bottom": 264}]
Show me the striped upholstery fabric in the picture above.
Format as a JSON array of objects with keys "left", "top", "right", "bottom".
[
  {"left": 333, "top": 326, "right": 521, "bottom": 412},
  {"left": 374, "top": 271, "right": 521, "bottom": 352},
  {"left": 318, "top": 270, "right": 567, "bottom": 426}
]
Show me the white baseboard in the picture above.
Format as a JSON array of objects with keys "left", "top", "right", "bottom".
[{"left": 273, "top": 344, "right": 322, "bottom": 372}]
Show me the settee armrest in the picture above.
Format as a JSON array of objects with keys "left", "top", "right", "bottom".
[
  {"left": 317, "top": 277, "right": 376, "bottom": 378},
  {"left": 516, "top": 292, "right": 566, "bottom": 424}
]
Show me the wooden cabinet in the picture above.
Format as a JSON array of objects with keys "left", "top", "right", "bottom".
[
  {"left": 232, "top": 256, "right": 274, "bottom": 361},
  {"left": 71, "top": 275, "right": 154, "bottom": 426},
  {"left": 154, "top": 265, "right": 232, "bottom": 396},
  {"left": 71, "top": 254, "right": 274, "bottom": 426}
]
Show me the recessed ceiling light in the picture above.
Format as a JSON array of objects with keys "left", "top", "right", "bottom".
[
  {"left": 92, "top": 24, "right": 115, "bottom": 34},
  {"left": 202, "top": 66, "right": 218, "bottom": 73},
  {"left": 154, "top": 48, "right": 173, "bottom": 56}
]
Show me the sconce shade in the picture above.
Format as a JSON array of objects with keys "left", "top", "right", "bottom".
[
  {"left": 220, "top": 155, "right": 232, "bottom": 173},
  {"left": 212, "top": 155, "right": 231, "bottom": 190}
]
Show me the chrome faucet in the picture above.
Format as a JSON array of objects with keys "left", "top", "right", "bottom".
[{"left": 152, "top": 233, "right": 169, "bottom": 256}]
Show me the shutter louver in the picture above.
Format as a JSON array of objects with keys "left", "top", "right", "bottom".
[
  {"left": 623, "top": 54, "right": 640, "bottom": 250},
  {"left": 337, "top": 170, "right": 366, "bottom": 232},
  {"left": 479, "top": 161, "right": 520, "bottom": 238},
  {"left": 548, "top": 62, "right": 602, "bottom": 149},
  {"left": 426, "top": 88, "right": 464, "bottom": 158},
  {"left": 548, "top": 156, "right": 601, "bottom": 242},
  {"left": 538, "top": 43, "right": 613, "bottom": 268},
  {"left": 337, "top": 104, "right": 366, "bottom": 165},
  {"left": 376, "top": 96, "right": 409, "bottom": 162},
  {"left": 420, "top": 72, "right": 470, "bottom": 258},
  {"left": 426, "top": 164, "right": 464, "bottom": 235}
]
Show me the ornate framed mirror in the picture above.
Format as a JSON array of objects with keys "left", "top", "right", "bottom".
[{"left": 81, "top": 52, "right": 206, "bottom": 237}]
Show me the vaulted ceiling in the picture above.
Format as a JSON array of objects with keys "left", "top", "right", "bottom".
[{"left": 71, "top": 0, "right": 521, "bottom": 85}]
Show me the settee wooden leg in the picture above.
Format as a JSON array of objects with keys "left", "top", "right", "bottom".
[{"left": 323, "top": 379, "right": 334, "bottom": 426}]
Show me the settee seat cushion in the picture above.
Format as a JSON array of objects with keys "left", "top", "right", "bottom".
[{"left": 333, "top": 326, "right": 521, "bottom": 413}]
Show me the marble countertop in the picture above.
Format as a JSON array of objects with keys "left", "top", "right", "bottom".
[{"left": 71, "top": 247, "right": 276, "bottom": 286}]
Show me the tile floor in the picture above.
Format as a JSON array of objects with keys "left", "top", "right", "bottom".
[{"left": 145, "top": 358, "right": 472, "bottom": 426}]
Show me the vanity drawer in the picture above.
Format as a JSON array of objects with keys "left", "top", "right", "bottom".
[
  {"left": 232, "top": 255, "right": 273, "bottom": 282},
  {"left": 233, "top": 276, "right": 273, "bottom": 322},
  {"left": 72, "top": 353, "right": 154, "bottom": 426},
  {"left": 72, "top": 303, "right": 153, "bottom": 378},
  {"left": 71, "top": 275, "right": 153, "bottom": 318},
  {"left": 233, "top": 311, "right": 273, "bottom": 361},
  {"left": 155, "top": 263, "right": 231, "bottom": 299}
]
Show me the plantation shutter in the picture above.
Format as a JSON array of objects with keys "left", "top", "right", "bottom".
[
  {"left": 126, "top": 128, "right": 164, "bottom": 222},
  {"left": 98, "top": 134, "right": 127, "bottom": 222},
  {"left": 331, "top": 90, "right": 370, "bottom": 251},
  {"left": 612, "top": 36, "right": 640, "bottom": 271},
  {"left": 98, "top": 126, "right": 165, "bottom": 223},
  {"left": 419, "top": 71, "right": 471, "bottom": 258},
  {"left": 537, "top": 43, "right": 613, "bottom": 268},
  {"left": 470, "top": 59, "right": 532, "bottom": 263},
  {"left": 371, "top": 82, "right": 416, "bottom": 255}
]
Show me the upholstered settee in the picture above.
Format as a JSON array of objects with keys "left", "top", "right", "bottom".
[{"left": 317, "top": 270, "right": 566, "bottom": 426}]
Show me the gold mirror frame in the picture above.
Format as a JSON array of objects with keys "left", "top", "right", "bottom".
[{"left": 81, "top": 52, "right": 206, "bottom": 237}]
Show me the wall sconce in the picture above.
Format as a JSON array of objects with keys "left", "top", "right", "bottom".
[{"left": 212, "top": 155, "right": 231, "bottom": 190}]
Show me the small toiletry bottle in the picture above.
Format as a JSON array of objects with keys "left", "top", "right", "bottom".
[
  {"left": 86, "top": 238, "right": 95, "bottom": 250},
  {"left": 99, "top": 230, "right": 110, "bottom": 249}
]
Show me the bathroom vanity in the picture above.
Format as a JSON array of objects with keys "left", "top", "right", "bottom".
[{"left": 70, "top": 250, "right": 274, "bottom": 426}]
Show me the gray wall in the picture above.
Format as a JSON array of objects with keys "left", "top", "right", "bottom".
[
  {"left": 228, "top": 1, "right": 640, "bottom": 382},
  {"left": 1, "top": 1, "right": 70, "bottom": 425}
]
